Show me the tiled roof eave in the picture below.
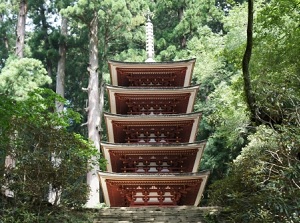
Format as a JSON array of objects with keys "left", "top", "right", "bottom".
[
  {"left": 108, "top": 58, "right": 196, "bottom": 66},
  {"left": 103, "top": 111, "right": 202, "bottom": 119},
  {"left": 105, "top": 83, "right": 201, "bottom": 91},
  {"left": 98, "top": 170, "right": 210, "bottom": 178}
]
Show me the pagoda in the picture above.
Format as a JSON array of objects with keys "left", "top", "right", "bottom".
[{"left": 98, "top": 17, "right": 209, "bottom": 207}]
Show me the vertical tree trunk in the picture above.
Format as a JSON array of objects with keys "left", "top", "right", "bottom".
[
  {"left": 15, "top": 0, "right": 27, "bottom": 58},
  {"left": 86, "top": 12, "right": 101, "bottom": 208},
  {"left": 242, "top": 0, "right": 256, "bottom": 123},
  {"left": 0, "top": 14, "right": 9, "bottom": 51},
  {"left": 56, "top": 16, "right": 68, "bottom": 112},
  {"left": 6, "top": 0, "right": 28, "bottom": 198},
  {"left": 178, "top": 6, "right": 186, "bottom": 48},
  {"left": 48, "top": 16, "right": 68, "bottom": 206},
  {"left": 39, "top": 4, "right": 53, "bottom": 80}
]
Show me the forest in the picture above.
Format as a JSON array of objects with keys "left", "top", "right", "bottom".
[{"left": 0, "top": 0, "right": 299, "bottom": 222}]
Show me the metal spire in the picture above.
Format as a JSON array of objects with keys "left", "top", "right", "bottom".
[{"left": 145, "top": 12, "right": 155, "bottom": 62}]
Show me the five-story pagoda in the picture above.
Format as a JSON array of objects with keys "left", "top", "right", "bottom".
[{"left": 98, "top": 17, "right": 209, "bottom": 207}]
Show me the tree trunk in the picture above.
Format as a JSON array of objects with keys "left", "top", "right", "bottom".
[
  {"left": 6, "top": 0, "right": 27, "bottom": 198},
  {"left": 48, "top": 16, "right": 68, "bottom": 206},
  {"left": 178, "top": 6, "right": 186, "bottom": 48},
  {"left": 242, "top": 0, "right": 256, "bottom": 123},
  {"left": 86, "top": 12, "right": 101, "bottom": 208},
  {"left": 39, "top": 4, "right": 53, "bottom": 81},
  {"left": 15, "top": 0, "right": 27, "bottom": 58},
  {"left": 56, "top": 16, "right": 68, "bottom": 112},
  {"left": 0, "top": 14, "right": 9, "bottom": 51}
]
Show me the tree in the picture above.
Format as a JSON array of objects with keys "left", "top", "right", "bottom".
[
  {"left": 0, "top": 56, "right": 51, "bottom": 100},
  {"left": 209, "top": 126, "right": 300, "bottom": 222},
  {"left": 104, "top": 0, "right": 148, "bottom": 63},
  {"left": 0, "top": 89, "right": 98, "bottom": 221},
  {"left": 207, "top": 1, "right": 300, "bottom": 221},
  {"left": 152, "top": 0, "right": 223, "bottom": 61},
  {"left": 15, "top": 0, "right": 27, "bottom": 58},
  {"left": 62, "top": 0, "right": 147, "bottom": 206},
  {"left": 61, "top": 0, "right": 102, "bottom": 207},
  {"left": 0, "top": 0, "right": 17, "bottom": 68},
  {"left": 86, "top": 9, "right": 101, "bottom": 207},
  {"left": 242, "top": 0, "right": 256, "bottom": 123},
  {"left": 55, "top": 15, "right": 68, "bottom": 112},
  {"left": 250, "top": 0, "right": 300, "bottom": 126},
  {"left": 27, "top": 0, "right": 59, "bottom": 80}
]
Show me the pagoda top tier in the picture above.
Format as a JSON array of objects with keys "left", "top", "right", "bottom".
[{"left": 108, "top": 59, "right": 196, "bottom": 87}]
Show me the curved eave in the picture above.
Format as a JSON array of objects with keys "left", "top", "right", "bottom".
[
  {"left": 106, "top": 83, "right": 200, "bottom": 91},
  {"left": 98, "top": 170, "right": 210, "bottom": 179},
  {"left": 106, "top": 85, "right": 200, "bottom": 114},
  {"left": 104, "top": 111, "right": 202, "bottom": 119},
  {"left": 108, "top": 59, "right": 196, "bottom": 87},
  {"left": 101, "top": 141, "right": 206, "bottom": 148},
  {"left": 108, "top": 58, "right": 196, "bottom": 65}
]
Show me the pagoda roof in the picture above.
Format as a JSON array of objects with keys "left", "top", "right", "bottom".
[
  {"left": 104, "top": 112, "right": 201, "bottom": 143},
  {"left": 106, "top": 84, "right": 200, "bottom": 114},
  {"left": 106, "top": 83, "right": 200, "bottom": 91},
  {"left": 101, "top": 142, "right": 206, "bottom": 173},
  {"left": 108, "top": 59, "right": 196, "bottom": 87},
  {"left": 98, "top": 171, "right": 210, "bottom": 207}
]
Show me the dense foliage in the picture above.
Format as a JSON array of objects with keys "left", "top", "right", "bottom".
[
  {"left": 210, "top": 125, "right": 300, "bottom": 222},
  {"left": 0, "top": 89, "right": 99, "bottom": 222},
  {"left": 0, "top": 0, "right": 299, "bottom": 222}
]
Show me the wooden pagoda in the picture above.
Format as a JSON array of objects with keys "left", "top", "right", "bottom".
[{"left": 98, "top": 59, "right": 209, "bottom": 207}]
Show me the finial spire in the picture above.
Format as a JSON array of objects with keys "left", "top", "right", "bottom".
[{"left": 145, "top": 11, "right": 155, "bottom": 62}]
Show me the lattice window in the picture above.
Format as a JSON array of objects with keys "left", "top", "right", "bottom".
[
  {"left": 126, "top": 99, "right": 179, "bottom": 115},
  {"left": 120, "top": 154, "right": 187, "bottom": 173},
  {"left": 116, "top": 67, "right": 187, "bottom": 87},
  {"left": 115, "top": 93, "right": 191, "bottom": 115},
  {"left": 124, "top": 126, "right": 183, "bottom": 143},
  {"left": 127, "top": 73, "right": 177, "bottom": 86}
]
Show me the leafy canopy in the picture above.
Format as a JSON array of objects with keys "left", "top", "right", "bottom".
[{"left": 0, "top": 56, "right": 51, "bottom": 100}]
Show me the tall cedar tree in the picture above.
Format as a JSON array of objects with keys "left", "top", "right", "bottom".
[
  {"left": 15, "top": 0, "right": 27, "bottom": 58},
  {"left": 56, "top": 16, "right": 68, "bottom": 112}
]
